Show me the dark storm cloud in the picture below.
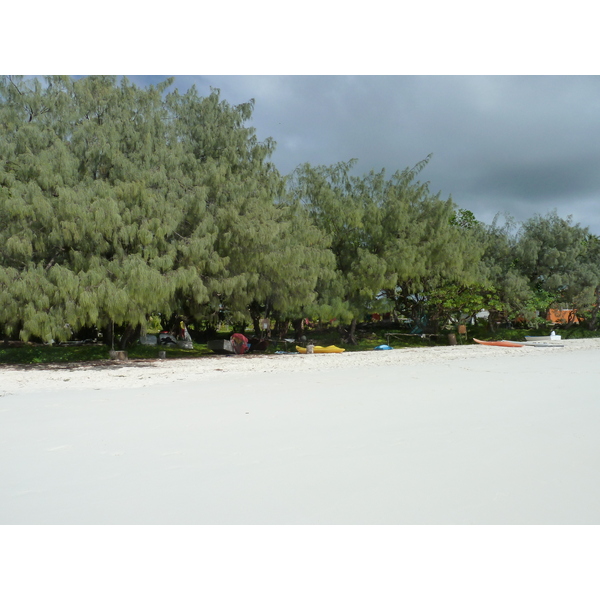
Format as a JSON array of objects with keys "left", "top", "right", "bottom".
[
  {"left": 133, "top": 75, "right": 600, "bottom": 234},
  {"left": 471, "top": 157, "right": 600, "bottom": 201}
]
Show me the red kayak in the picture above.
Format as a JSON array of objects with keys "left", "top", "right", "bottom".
[{"left": 473, "top": 338, "right": 524, "bottom": 348}]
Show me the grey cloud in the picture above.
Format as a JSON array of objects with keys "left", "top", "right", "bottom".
[
  {"left": 469, "top": 157, "right": 600, "bottom": 201},
  {"left": 130, "top": 75, "right": 600, "bottom": 234}
]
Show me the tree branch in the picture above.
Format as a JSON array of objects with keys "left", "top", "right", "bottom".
[
  {"left": 45, "top": 249, "right": 64, "bottom": 271},
  {"left": 7, "top": 76, "right": 23, "bottom": 96}
]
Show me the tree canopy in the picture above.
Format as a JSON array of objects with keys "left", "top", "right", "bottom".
[{"left": 1, "top": 75, "right": 599, "bottom": 344}]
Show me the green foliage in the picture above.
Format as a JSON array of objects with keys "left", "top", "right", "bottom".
[
  {"left": 425, "top": 284, "right": 499, "bottom": 326},
  {"left": 2, "top": 76, "right": 600, "bottom": 343},
  {"left": 515, "top": 212, "right": 594, "bottom": 305},
  {"left": 450, "top": 208, "right": 478, "bottom": 230},
  {"left": 0, "top": 75, "right": 333, "bottom": 342},
  {"left": 288, "top": 161, "right": 386, "bottom": 322}
]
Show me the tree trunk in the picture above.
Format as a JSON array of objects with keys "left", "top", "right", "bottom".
[
  {"left": 589, "top": 286, "right": 600, "bottom": 330},
  {"left": 249, "top": 301, "right": 262, "bottom": 337},
  {"left": 292, "top": 318, "right": 304, "bottom": 340},
  {"left": 251, "top": 315, "right": 261, "bottom": 338},
  {"left": 119, "top": 323, "right": 141, "bottom": 349},
  {"left": 103, "top": 323, "right": 114, "bottom": 350},
  {"left": 341, "top": 318, "right": 358, "bottom": 345},
  {"left": 275, "top": 319, "right": 290, "bottom": 339}
]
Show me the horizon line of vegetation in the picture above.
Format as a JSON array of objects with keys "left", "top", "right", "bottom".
[{"left": 1, "top": 75, "right": 599, "bottom": 350}]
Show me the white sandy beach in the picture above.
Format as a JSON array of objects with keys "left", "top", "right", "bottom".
[{"left": 1, "top": 339, "right": 600, "bottom": 524}]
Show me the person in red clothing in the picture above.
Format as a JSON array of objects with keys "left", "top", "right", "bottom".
[{"left": 230, "top": 333, "right": 249, "bottom": 354}]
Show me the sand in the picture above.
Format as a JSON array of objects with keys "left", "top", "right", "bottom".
[{"left": 1, "top": 339, "right": 600, "bottom": 524}]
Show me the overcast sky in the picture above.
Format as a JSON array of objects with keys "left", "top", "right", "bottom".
[
  {"left": 7, "top": 5, "right": 599, "bottom": 235},
  {"left": 128, "top": 75, "right": 600, "bottom": 235}
]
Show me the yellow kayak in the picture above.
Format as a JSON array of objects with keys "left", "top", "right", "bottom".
[{"left": 296, "top": 345, "right": 345, "bottom": 354}]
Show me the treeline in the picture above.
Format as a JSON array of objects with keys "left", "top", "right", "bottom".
[{"left": 1, "top": 75, "right": 599, "bottom": 346}]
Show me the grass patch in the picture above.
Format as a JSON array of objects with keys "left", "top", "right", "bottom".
[
  {"left": 0, "top": 343, "right": 212, "bottom": 365},
  {"left": 0, "top": 344, "right": 109, "bottom": 365},
  {"left": 1, "top": 324, "right": 598, "bottom": 365}
]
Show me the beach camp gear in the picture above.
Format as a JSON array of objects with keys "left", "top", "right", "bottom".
[
  {"left": 473, "top": 338, "right": 524, "bottom": 348},
  {"left": 231, "top": 333, "right": 249, "bottom": 354},
  {"left": 207, "top": 339, "right": 234, "bottom": 353},
  {"left": 158, "top": 332, "right": 178, "bottom": 347},
  {"left": 519, "top": 341, "right": 564, "bottom": 347},
  {"left": 374, "top": 345, "right": 393, "bottom": 350},
  {"left": 296, "top": 345, "right": 345, "bottom": 354},
  {"left": 474, "top": 338, "right": 564, "bottom": 348}
]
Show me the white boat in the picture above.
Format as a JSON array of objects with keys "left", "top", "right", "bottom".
[{"left": 525, "top": 332, "right": 561, "bottom": 342}]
